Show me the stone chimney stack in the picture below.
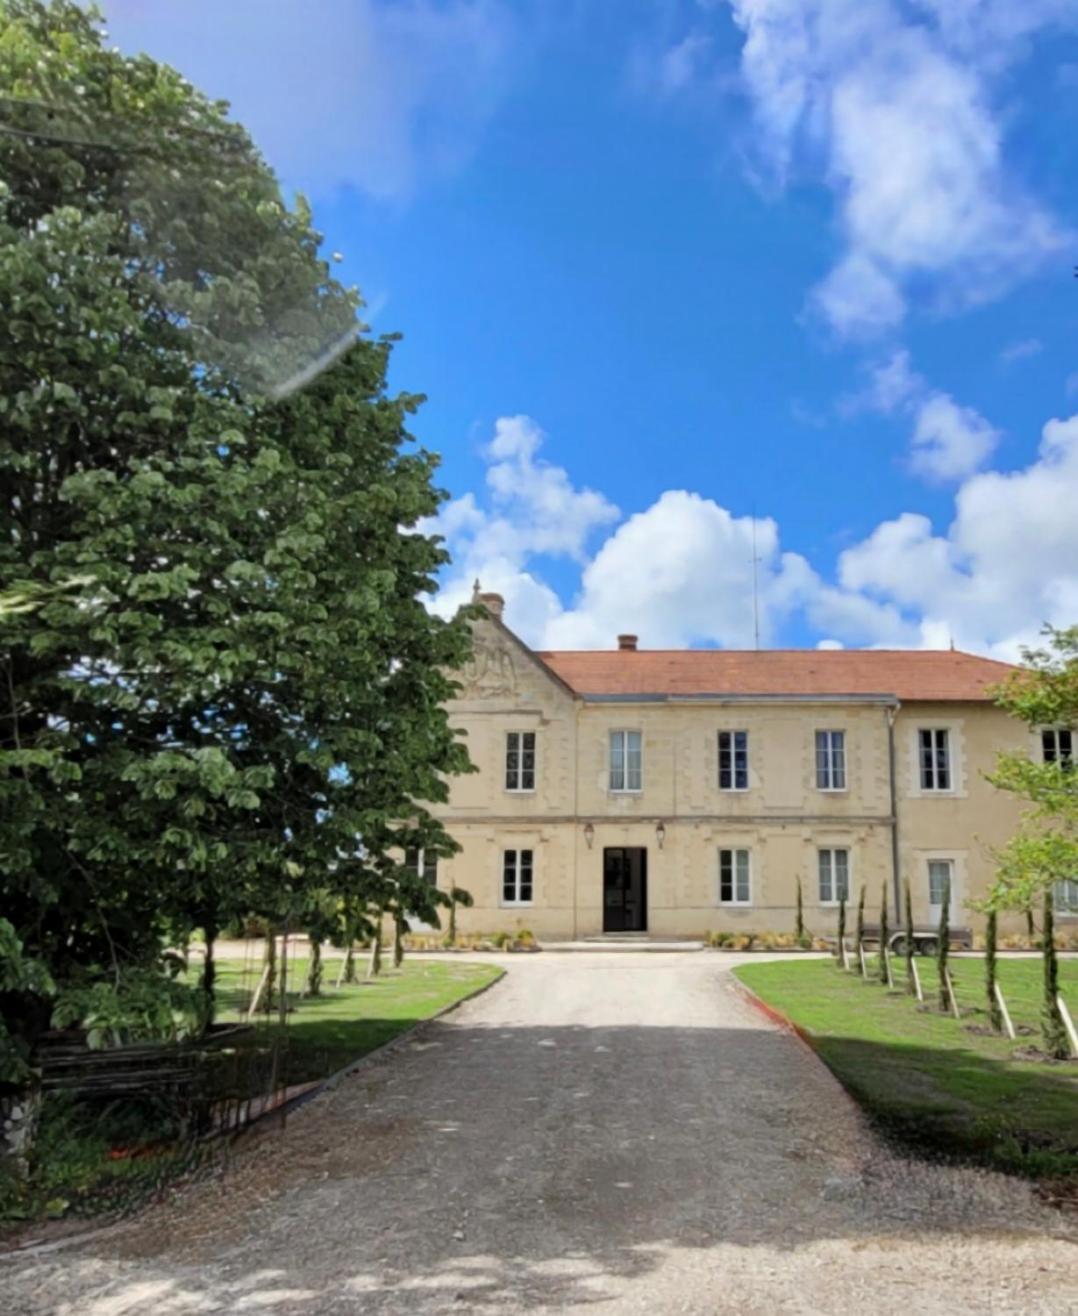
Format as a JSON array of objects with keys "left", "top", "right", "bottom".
[
  {"left": 617, "top": 634, "right": 638, "bottom": 651},
  {"left": 478, "top": 591, "right": 505, "bottom": 620}
]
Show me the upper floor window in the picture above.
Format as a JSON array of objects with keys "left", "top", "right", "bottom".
[
  {"left": 404, "top": 848, "right": 438, "bottom": 885},
  {"left": 718, "top": 848, "right": 752, "bottom": 905},
  {"left": 502, "top": 848, "right": 534, "bottom": 906},
  {"left": 818, "top": 848, "right": 849, "bottom": 904},
  {"left": 718, "top": 730, "right": 749, "bottom": 791},
  {"left": 609, "top": 730, "right": 642, "bottom": 792},
  {"left": 1054, "top": 878, "right": 1078, "bottom": 916},
  {"left": 815, "top": 730, "right": 847, "bottom": 791},
  {"left": 919, "top": 728, "right": 951, "bottom": 791},
  {"left": 505, "top": 731, "right": 536, "bottom": 792},
  {"left": 1042, "top": 728, "right": 1074, "bottom": 769}
]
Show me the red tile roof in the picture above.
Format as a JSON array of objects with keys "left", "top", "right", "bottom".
[{"left": 534, "top": 648, "right": 1017, "bottom": 702}]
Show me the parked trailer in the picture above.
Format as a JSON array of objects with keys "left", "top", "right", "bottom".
[{"left": 859, "top": 923, "right": 973, "bottom": 956}]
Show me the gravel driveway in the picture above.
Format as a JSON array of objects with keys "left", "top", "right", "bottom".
[{"left": 4, "top": 952, "right": 1076, "bottom": 1314}]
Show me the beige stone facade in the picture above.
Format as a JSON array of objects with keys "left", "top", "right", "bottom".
[{"left": 429, "top": 602, "right": 1043, "bottom": 941}]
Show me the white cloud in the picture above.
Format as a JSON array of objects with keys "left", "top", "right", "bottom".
[
  {"left": 910, "top": 394, "right": 1000, "bottom": 482},
  {"left": 432, "top": 409, "right": 1078, "bottom": 662},
  {"left": 857, "top": 349, "right": 1000, "bottom": 482},
  {"left": 107, "top": 0, "right": 512, "bottom": 200},
  {"left": 999, "top": 338, "right": 1042, "bottom": 365},
  {"left": 727, "top": 0, "right": 1071, "bottom": 335}
]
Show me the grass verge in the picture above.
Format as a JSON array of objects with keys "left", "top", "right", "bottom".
[{"left": 734, "top": 957, "right": 1078, "bottom": 1180}]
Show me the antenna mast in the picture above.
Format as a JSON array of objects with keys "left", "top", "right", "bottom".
[{"left": 751, "top": 513, "right": 760, "bottom": 651}]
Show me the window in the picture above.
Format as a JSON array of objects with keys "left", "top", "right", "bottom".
[
  {"left": 609, "top": 730, "right": 642, "bottom": 792},
  {"left": 1054, "top": 879, "right": 1078, "bottom": 916},
  {"left": 1042, "top": 728, "right": 1074, "bottom": 769},
  {"left": 718, "top": 731, "right": 749, "bottom": 790},
  {"left": 505, "top": 731, "right": 536, "bottom": 791},
  {"left": 404, "top": 848, "right": 438, "bottom": 885},
  {"left": 818, "top": 848, "right": 849, "bottom": 904},
  {"left": 919, "top": 728, "right": 951, "bottom": 791},
  {"left": 502, "top": 849, "right": 533, "bottom": 906},
  {"left": 928, "top": 859, "right": 953, "bottom": 909},
  {"left": 718, "top": 849, "right": 752, "bottom": 905},
  {"left": 815, "top": 730, "right": 847, "bottom": 790}
]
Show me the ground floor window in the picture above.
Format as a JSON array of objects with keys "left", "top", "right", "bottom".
[
  {"left": 817, "top": 848, "right": 849, "bottom": 904},
  {"left": 718, "top": 848, "right": 751, "bottom": 905},
  {"left": 1054, "top": 878, "right": 1078, "bottom": 915},
  {"left": 502, "top": 848, "right": 534, "bottom": 906},
  {"left": 404, "top": 848, "right": 438, "bottom": 884},
  {"left": 927, "top": 858, "right": 953, "bottom": 910}
]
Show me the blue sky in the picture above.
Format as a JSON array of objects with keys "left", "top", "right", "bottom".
[{"left": 106, "top": 1, "right": 1078, "bottom": 657}]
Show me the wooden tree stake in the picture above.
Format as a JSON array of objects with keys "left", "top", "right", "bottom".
[
  {"left": 1058, "top": 994, "right": 1078, "bottom": 1058},
  {"left": 910, "top": 958, "right": 924, "bottom": 1003},
  {"left": 994, "top": 982, "right": 1016, "bottom": 1040},
  {"left": 944, "top": 967, "right": 961, "bottom": 1019}
]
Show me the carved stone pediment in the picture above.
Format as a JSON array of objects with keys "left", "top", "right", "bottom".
[{"left": 460, "top": 629, "right": 518, "bottom": 698}]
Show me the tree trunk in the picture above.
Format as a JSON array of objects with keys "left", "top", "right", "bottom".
[
  {"left": 262, "top": 928, "right": 277, "bottom": 1013},
  {"left": 1042, "top": 890, "right": 1068, "bottom": 1059},
  {"left": 904, "top": 881, "right": 915, "bottom": 995},
  {"left": 201, "top": 910, "right": 218, "bottom": 1025},
  {"left": 937, "top": 880, "right": 950, "bottom": 1013},
  {"left": 854, "top": 886, "right": 866, "bottom": 976},
  {"left": 393, "top": 913, "right": 405, "bottom": 969},
  {"left": 985, "top": 909, "right": 1002, "bottom": 1032},
  {"left": 343, "top": 940, "right": 356, "bottom": 984},
  {"left": 305, "top": 937, "right": 323, "bottom": 997},
  {"left": 878, "top": 882, "right": 889, "bottom": 985},
  {"left": 446, "top": 888, "right": 458, "bottom": 948},
  {"left": 367, "top": 914, "right": 383, "bottom": 978},
  {"left": 1026, "top": 906, "right": 1036, "bottom": 945},
  {"left": 836, "top": 895, "right": 846, "bottom": 970}
]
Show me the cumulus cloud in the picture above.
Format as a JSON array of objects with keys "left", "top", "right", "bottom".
[
  {"left": 107, "top": 0, "right": 512, "bottom": 200},
  {"left": 727, "top": 0, "right": 1071, "bottom": 334},
  {"left": 999, "top": 338, "right": 1042, "bottom": 365},
  {"left": 431, "top": 410, "right": 1078, "bottom": 661},
  {"left": 856, "top": 350, "right": 1000, "bottom": 482}
]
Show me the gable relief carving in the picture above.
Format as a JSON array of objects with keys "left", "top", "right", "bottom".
[{"left": 460, "top": 630, "right": 518, "bottom": 699}]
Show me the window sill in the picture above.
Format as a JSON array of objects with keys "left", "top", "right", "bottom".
[
  {"left": 609, "top": 789, "right": 643, "bottom": 796},
  {"left": 817, "top": 787, "right": 848, "bottom": 795},
  {"left": 500, "top": 902, "right": 534, "bottom": 909},
  {"left": 718, "top": 786, "right": 751, "bottom": 794},
  {"left": 719, "top": 902, "right": 754, "bottom": 909},
  {"left": 504, "top": 789, "right": 537, "bottom": 795}
]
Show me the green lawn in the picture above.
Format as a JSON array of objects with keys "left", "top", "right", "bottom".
[
  {"left": 734, "top": 957, "right": 1078, "bottom": 1178},
  {"left": 204, "top": 955, "right": 504, "bottom": 1086}
]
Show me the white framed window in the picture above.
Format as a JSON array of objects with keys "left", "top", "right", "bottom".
[
  {"left": 919, "top": 728, "right": 951, "bottom": 791},
  {"left": 1054, "top": 879, "right": 1078, "bottom": 916},
  {"left": 815, "top": 730, "right": 847, "bottom": 791},
  {"left": 505, "top": 731, "right": 536, "bottom": 792},
  {"left": 818, "top": 848, "right": 850, "bottom": 904},
  {"left": 718, "top": 848, "right": 752, "bottom": 905},
  {"left": 718, "top": 731, "right": 749, "bottom": 791},
  {"left": 404, "top": 848, "right": 438, "bottom": 885},
  {"left": 1042, "top": 728, "right": 1074, "bottom": 769},
  {"left": 927, "top": 858, "right": 953, "bottom": 912},
  {"left": 502, "top": 849, "right": 534, "bottom": 906},
  {"left": 609, "top": 730, "right": 642, "bottom": 792}
]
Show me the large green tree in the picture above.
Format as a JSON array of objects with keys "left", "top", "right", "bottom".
[{"left": 0, "top": 1, "right": 472, "bottom": 1035}]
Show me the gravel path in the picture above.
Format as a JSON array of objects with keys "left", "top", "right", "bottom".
[{"left": 4, "top": 952, "right": 1075, "bottom": 1314}]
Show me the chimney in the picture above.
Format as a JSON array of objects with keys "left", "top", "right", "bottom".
[
  {"left": 617, "top": 634, "right": 638, "bottom": 651},
  {"left": 478, "top": 591, "right": 505, "bottom": 620}
]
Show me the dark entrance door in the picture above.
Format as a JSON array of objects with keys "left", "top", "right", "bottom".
[{"left": 603, "top": 847, "right": 648, "bottom": 932}]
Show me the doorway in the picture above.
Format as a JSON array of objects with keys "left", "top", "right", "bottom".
[{"left": 603, "top": 847, "right": 648, "bottom": 932}]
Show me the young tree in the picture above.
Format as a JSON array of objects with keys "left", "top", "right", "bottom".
[
  {"left": 984, "top": 909, "right": 1003, "bottom": 1033},
  {"left": 836, "top": 894, "right": 847, "bottom": 971},
  {"left": 904, "top": 880, "right": 916, "bottom": 996},
  {"left": 937, "top": 876, "right": 951, "bottom": 1013},
  {"left": 795, "top": 879, "right": 806, "bottom": 945},
  {"left": 878, "top": 882, "right": 890, "bottom": 986},
  {"left": 854, "top": 885, "right": 866, "bottom": 976},
  {"left": 983, "top": 626, "right": 1076, "bottom": 1058}
]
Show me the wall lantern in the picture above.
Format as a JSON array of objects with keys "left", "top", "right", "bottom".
[
  {"left": 583, "top": 822, "right": 595, "bottom": 850},
  {"left": 655, "top": 820, "right": 666, "bottom": 850}
]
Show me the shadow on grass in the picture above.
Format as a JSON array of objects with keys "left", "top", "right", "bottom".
[{"left": 808, "top": 1032, "right": 1078, "bottom": 1178}]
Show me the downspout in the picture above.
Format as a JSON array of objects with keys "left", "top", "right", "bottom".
[
  {"left": 572, "top": 697, "right": 580, "bottom": 940},
  {"left": 886, "top": 701, "right": 902, "bottom": 916}
]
